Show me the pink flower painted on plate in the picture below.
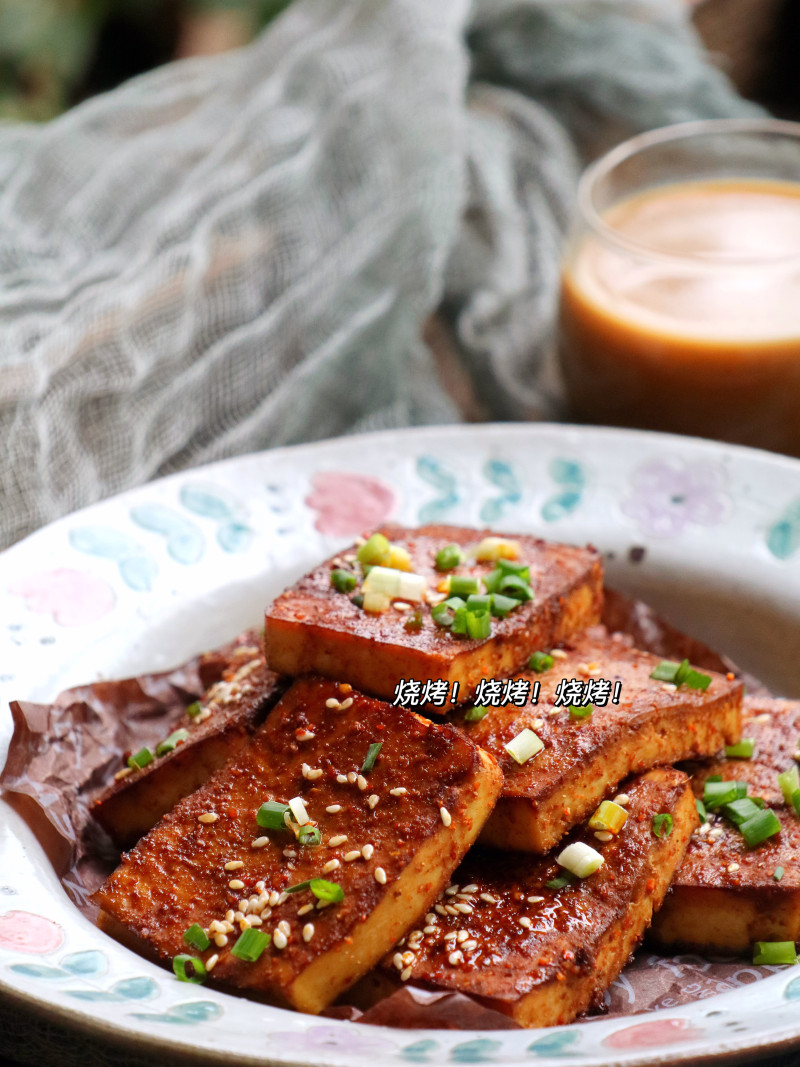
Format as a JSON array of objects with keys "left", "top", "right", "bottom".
[
  {"left": 621, "top": 460, "right": 730, "bottom": 538},
  {"left": 0, "top": 911, "right": 63, "bottom": 955},
  {"left": 266, "top": 1024, "right": 395, "bottom": 1056},
  {"left": 8, "top": 568, "right": 115, "bottom": 626},
  {"left": 305, "top": 472, "right": 396, "bottom": 536},
  {"left": 603, "top": 1018, "right": 705, "bottom": 1050}
]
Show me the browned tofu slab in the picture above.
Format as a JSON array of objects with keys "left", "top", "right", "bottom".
[
  {"left": 651, "top": 697, "right": 800, "bottom": 954},
  {"left": 264, "top": 525, "right": 602, "bottom": 707},
  {"left": 452, "top": 626, "right": 742, "bottom": 853},
  {"left": 380, "top": 767, "right": 696, "bottom": 1028},
  {"left": 91, "top": 646, "right": 284, "bottom": 848},
  {"left": 94, "top": 676, "right": 503, "bottom": 1014}
]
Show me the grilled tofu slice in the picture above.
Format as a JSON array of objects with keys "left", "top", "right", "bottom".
[
  {"left": 94, "top": 676, "right": 503, "bottom": 1014},
  {"left": 92, "top": 647, "right": 284, "bottom": 848},
  {"left": 452, "top": 626, "right": 742, "bottom": 853},
  {"left": 264, "top": 525, "right": 602, "bottom": 707},
  {"left": 380, "top": 767, "right": 697, "bottom": 1028},
  {"left": 651, "top": 697, "right": 800, "bottom": 954}
]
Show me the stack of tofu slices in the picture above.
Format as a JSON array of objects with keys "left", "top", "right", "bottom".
[{"left": 97, "top": 523, "right": 800, "bottom": 1028}]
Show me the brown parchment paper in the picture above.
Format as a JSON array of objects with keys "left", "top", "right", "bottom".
[{"left": 0, "top": 602, "right": 779, "bottom": 1029}]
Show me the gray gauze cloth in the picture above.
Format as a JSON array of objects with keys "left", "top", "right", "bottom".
[{"left": 0, "top": 0, "right": 758, "bottom": 550}]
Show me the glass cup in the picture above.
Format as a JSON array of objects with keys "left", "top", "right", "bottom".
[{"left": 557, "top": 118, "right": 800, "bottom": 457}]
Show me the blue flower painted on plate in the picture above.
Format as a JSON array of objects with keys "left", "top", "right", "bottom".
[
  {"left": 417, "top": 456, "right": 459, "bottom": 523},
  {"left": 10, "top": 963, "right": 65, "bottom": 980},
  {"left": 130, "top": 504, "right": 204, "bottom": 565},
  {"left": 767, "top": 501, "right": 800, "bottom": 561},
  {"left": 401, "top": 1038, "right": 440, "bottom": 1062},
  {"left": 450, "top": 1037, "right": 502, "bottom": 1062},
  {"left": 69, "top": 527, "right": 158, "bottom": 592},
  {"left": 129, "top": 1000, "right": 222, "bottom": 1025},
  {"left": 60, "top": 950, "right": 107, "bottom": 977},
  {"left": 541, "top": 459, "right": 586, "bottom": 523},
  {"left": 621, "top": 459, "right": 729, "bottom": 538},
  {"left": 180, "top": 483, "right": 254, "bottom": 554},
  {"left": 527, "top": 1030, "right": 581, "bottom": 1057},
  {"left": 480, "top": 460, "right": 522, "bottom": 524},
  {"left": 69, "top": 977, "right": 159, "bottom": 1002},
  {"left": 784, "top": 975, "right": 800, "bottom": 1000},
  {"left": 266, "top": 1023, "right": 394, "bottom": 1056}
]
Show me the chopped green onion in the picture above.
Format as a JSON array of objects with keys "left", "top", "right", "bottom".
[
  {"left": 297, "top": 825, "right": 321, "bottom": 847},
  {"left": 569, "top": 704, "right": 593, "bottom": 720},
  {"left": 464, "top": 705, "right": 490, "bottom": 723},
  {"left": 482, "top": 568, "right": 502, "bottom": 594},
  {"left": 753, "top": 941, "right": 797, "bottom": 965},
  {"left": 649, "top": 660, "right": 680, "bottom": 682},
  {"left": 360, "top": 742, "right": 383, "bottom": 775},
  {"left": 649, "top": 658, "right": 712, "bottom": 691},
  {"left": 183, "top": 924, "right": 210, "bottom": 951},
  {"left": 504, "top": 728, "right": 544, "bottom": 765},
  {"left": 331, "top": 569, "right": 357, "bottom": 593},
  {"left": 696, "top": 799, "right": 707, "bottom": 824},
  {"left": 652, "top": 813, "right": 674, "bottom": 838},
  {"left": 778, "top": 766, "right": 800, "bottom": 804},
  {"left": 357, "top": 533, "right": 391, "bottom": 567},
  {"left": 466, "top": 610, "right": 492, "bottom": 641},
  {"left": 156, "top": 728, "right": 190, "bottom": 757},
  {"left": 703, "top": 779, "right": 748, "bottom": 810},
  {"left": 774, "top": 867, "right": 785, "bottom": 882},
  {"left": 128, "top": 747, "right": 154, "bottom": 770},
  {"left": 497, "top": 574, "right": 534, "bottom": 601},
  {"left": 528, "top": 651, "right": 554, "bottom": 673},
  {"left": 556, "top": 841, "right": 604, "bottom": 878},
  {"left": 546, "top": 872, "right": 575, "bottom": 890},
  {"left": 256, "top": 801, "right": 291, "bottom": 830},
  {"left": 435, "top": 544, "right": 462, "bottom": 571},
  {"left": 362, "top": 566, "right": 427, "bottom": 604},
  {"left": 186, "top": 701, "right": 203, "bottom": 719},
  {"left": 589, "top": 800, "right": 628, "bottom": 834},
  {"left": 723, "top": 798, "right": 764, "bottom": 826},
  {"left": 350, "top": 593, "right": 364, "bottom": 609},
  {"left": 285, "top": 878, "right": 345, "bottom": 903},
  {"left": 451, "top": 606, "right": 468, "bottom": 635},
  {"left": 490, "top": 593, "right": 518, "bottom": 618},
  {"left": 726, "top": 739, "right": 755, "bottom": 759},
  {"left": 465, "top": 593, "right": 492, "bottom": 614},
  {"left": 431, "top": 600, "right": 458, "bottom": 628},
  {"left": 496, "top": 558, "right": 531, "bottom": 581},
  {"left": 740, "top": 808, "right": 781, "bottom": 847},
  {"left": 404, "top": 610, "right": 423, "bottom": 632},
  {"left": 792, "top": 789, "right": 800, "bottom": 820},
  {"left": 172, "top": 954, "right": 206, "bottom": 984},
  {"left": 362, "top": 589, "right": 391, "bottom": 614},
  {"left": 231, "top": 928, "right": 270, "bottom": 962},
  {"left": 449, "top": 575, "right": 480, "bottom": 598}
]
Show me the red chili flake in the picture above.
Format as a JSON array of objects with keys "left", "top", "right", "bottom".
[
  {"left": 563, "top": 950, "right": 575, "bottom": 962},
  {"left": 228, "top": 808, "right": 238, "bottom": 818},
  {"left": 555, "top": 972, "right": 566, "bottom": 982},
  {"left": 646, "top": 878, "right": 656, "bottom": 893},
  {"left": 726, "top": 672, "right": 735, "bottom": 682}
]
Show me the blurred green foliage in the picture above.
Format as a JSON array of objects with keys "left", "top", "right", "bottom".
[{"left": 0, "top": 0, "right": 292, "bottom": 122}]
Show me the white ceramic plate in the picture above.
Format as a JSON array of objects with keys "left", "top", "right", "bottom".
[{"left": 1, "top": 423, "right": 799, "bottom": 1067}]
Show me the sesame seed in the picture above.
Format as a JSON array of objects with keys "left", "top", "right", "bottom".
[
  {"left": 423, "top": 926, "right": 436, "bottom": 934},
  {"left": 519, "top": 916, "right": 532, "bottom": 929},
  {"left": 435, "top": 905, "right": 447, "bottom": 916},
  {"left": 456, "top": 930, "right": 469, "bottom": 943},
  {"left": 426, "top": 913, "right": 436, "bottom": 924},
  {"left": 251, "top": 837, "right": 269, "bottom": 849},
  {"left": 336, "top": 774, "right": 348, "bottom": 784},
  {"left": 400, "top": 966, "right": 412, "bottom": 981},
  {"left": 445, "top": 885, "right": 459, "bottom": 895},
  {"left": 288, "top": 796, "right": 310, "bottom": 826},
  {"left": 213, "top": 933, "right": 228, "bottom": 948},
  {"left": 343, "top": 850, "right": 361, "bottom": 862},
  {"left": 206, "top": 954, "right": 219, "bottom": 972},
  {"left": 297, "top": 731, "right": 315, "bottom": 742},
  {"left": 248, "top": 915, "right": 263, "bottom": 926},
  {"left": 316, "top": 899, "right": 333, "bottom": 909},
  {"left": 306, "top": 768, "right": 323, "bottom": 780},
  {"left": 197, "top": 708, "right": 212, "bottom": 722},
  {"left": 277, "top": 892, "right": 288, "bottom": 905},
  {"left": 448, "top": 951, "right": 464, "bottom": 965},
  {"left": 347, "top": 772, "right": 357, "bottom": 784},
  {"left": 222, "top": 921, "right": 234, "bottom": 933},
  {"left": 727, "top": 863, "right": 740, "bottom": 873},
  {"left": 361, "top": 843, "right": 375, "bottom": 860},
  {"left": 269, "top": 891, "right": 280, "bottom": 906},
  {"left": 302, "top": 923, "right": 315, "bottom": 943},
  {"left": 613, "top": 793, "right": 630, "bottom": 807},
  {"left": 283, "top": 848, "right": 297, "bottom": 859},
  {"left": 239, "top": 898, "right": 249, "bottom": 912},
  {"left": 393, "top": 601, "right": 412, "bottom": 612},
  {"left": 224, "top": 860, "right": 244, "bottom": 871},
  {"left": 228, "top": 879, "right": 245, "bottom": 890},
  {"left": 297, "top": 903, "right": 314, "bottom": 916},
  {"left": 234, "top": 911, "right": 245, "bottom": 923},
  {"left": 356, "top": 775, "right": 368, "bottom": 791},
  {"left": 225, "top": 910, "right": 235, "bottom": 923},
  {"left": 408, "top": 931, "right": 423, "bottom": 943},
  {"left": 114, "top": 767, "right": 134, "bottom": 781},
  {"left": 594, "top": 831, "right": 613, "bottom": 842},
  {"left": 390, "top": 787, "right": 407, "bottom": 796},
  {"left": 401, "top": 950, "right": 415, "bottom": 965},
  {"left": 273, "top": 929, "right": 288, "bottom": 950},
  {"left": 440, "top": 806, "right": 452, "bottom": 827},
  {"left": 325, "top": 698, "right": 340, "bottom": 709},
  {"left": 527, "top": 896, "right": 545, "bottom": 904},
  {"left": 326, "top": 804, "right": 342, "bottom": 814},
  {"left": 278, "top": 920, "right": 291, "bottom": 936},
  {"left": 329, "top": 834, "right": 348, "bottom": 847},
  {"left": 550, "top": 649, "right": 568, "bottom": 660},
  {"left": 255, "top": 881, "right": 266, "bottom": 892},
  {"left": 698, "top": 824, "right": 710, "bottom": 836},
  {"left": 444, "top": 932, "right": 458, "bottom": 942},
  {"left": 393, "top": 953, "right": 404, "bottom": 969},
  {"left": 480, "top": 893, "right": 499, "bottom": 904},
  {"left": 239, "top": 918, "right": 251, "bottom": 931},
  {"left": 454, "top": 902, "right": 473, "bottom": 914},
  {"left": 198, "top": 812, "right": 218, "bottom": 824},
  {"left": 374, "top": 867, "right": 388, "bottom": 885},
  {"left": 323, "top": 860, "right": 340, "bottom": 874},
  {"left": 709, "top": 828, "right": 724, "bottom": 840},
  {"left": 367, "top": 794, "right": 379, "bottom": 809},
  {"left": 209, "top": 920, "right": 225, "bottom": 934},
  {"left": 339, "top": 697, "right": 354, "bottom": 710},
  {"left": 445, "top": 904, "right": 458, "bottom": 915},
  {"left": 661, "top": 682, "right": 678, "bottom": 693}
]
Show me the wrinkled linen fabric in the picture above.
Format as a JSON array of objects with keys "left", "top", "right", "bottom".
[{"left": 0, "top": 0, "right": 758, "bottom": 550}]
